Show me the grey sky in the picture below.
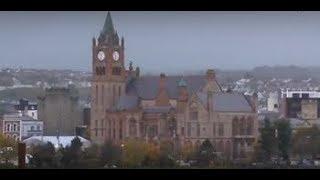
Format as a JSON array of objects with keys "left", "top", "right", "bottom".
[{"left": 0, "top": 11, "right": 319, "bottom": 74}]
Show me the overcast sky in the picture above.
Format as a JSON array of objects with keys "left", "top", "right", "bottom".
[{"left": 0, "top": 11, "right": 319, "bottom": 74}]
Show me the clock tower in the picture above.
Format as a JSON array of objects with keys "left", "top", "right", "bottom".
[{"left": 91, "top": 12, "right": 126, "bottom": 142}]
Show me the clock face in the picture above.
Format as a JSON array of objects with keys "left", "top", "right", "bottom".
[
  {"left": 97, "top": 51, "right": 105, "bottom": 61},
  {"left": 112, "top": 51, "right": 120, "bottom": 61}
]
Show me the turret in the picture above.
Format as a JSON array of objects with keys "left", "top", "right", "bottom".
[
  {"left": 136, "top": 67, "right": 140, "bottom": 77},
  {"left": 178, "top": 77, "right": 188, "bottom": 102},
  {"left": 206, "top": 69, "right": 215, "bottom": 81},
  {"left": 121, "top": 37, "right": 125, "bottom": 49},
  {"left": 129, "top": 61, "right": 133, "bottom": 71}
]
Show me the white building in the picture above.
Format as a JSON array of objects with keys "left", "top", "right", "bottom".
[
  {"left": 14, "top": 99, "right": 38, "bottom": 120},
  {"left": 267, "top": 91, "right": 279, "bottom": 112},
  {"left": 23, "top": 136, "right": 91, "bottom": 149},
  {"left": 2, "top": 113, "right": 43, "bottom": 141}
]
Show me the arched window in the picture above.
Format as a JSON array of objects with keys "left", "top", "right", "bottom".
[
  {"left": 37, "top": 125, "right": 40, "bottom": 131},
  {"left": 196, "top": 123, "right": 200, "bottom": 137},
  {"left": 240, "top": 116, "right": 245, "bottom": 135},
  {"left": 6, "top": 124, "right": 10, "bottom": 132},
  {"left": 95, "top": 85, "right": 98, "bottom": 105},
  {"left": 119, "top": 119, "right": 123, "bottom": 140},
  {"left": 101, "top": 85, "right": 104, "bottom": 106},
  {"left": 101, "top": 120, "right": 104, "bottom": 136},
  {"left": 225, "top": 141, "right": 231, "bottom": 158},
  {"left": 168, "top": 117, "right": 177, "bottom": 137},
  {"left": 232, "top": 116, "right": 239, "bottom": 136},
  {"left": 189, "top": 111, "right": 198, "bottom": 121},
  {"left": 129, "top": 118, "right": 137, "bottom": 137},
  {"left": 112, "top": 85, "right": 116, "bottom": 106},
  {"left": 31, "top": 126, "right": 34, "bottom": 131},
  {"left": 218, "top": 140, "right": 224, "bottom": 152},
  {"left": 247, "top": 116, "right": 253, "bottom": 135},
  {"left": 218, "top": 123, "right": 224, "bottom": 137},
  {"left": 13, "top": 124, "right": 17, "bottom": 131}
]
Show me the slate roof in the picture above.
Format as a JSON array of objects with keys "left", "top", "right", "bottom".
[
  {"left": 115, "top": 95, "right": 139, "bottom": 111},
  {"left": 126, "top": 75, "right": 221, "bottom": 100},
  {"left": 198, "top": 92, "right": 254, "bottom": 112}
]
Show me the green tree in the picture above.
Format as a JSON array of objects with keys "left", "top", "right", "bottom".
[
  {"left": 29, "top": 142, "right": 57, "bottom": 168},
  {"left": 0, "top": 134, "right": 17, "bottom": 166},
  {"left": 274, "top": 119, "right": 292, "bottom": 161},
  {"left": 195, "top": 139, "right": 216, "bottom": 167},
  {"left": 60, "top": 137, "right": 83, "bottom": 168},
  {"left": 158, "top": 141, "right": 176, "bottom": 168},
  {"left": 122, "top": 140, "right": 148, "bottom": 168},
  {"left": 259, "top": 118, "right": 277, "bottom": 162},
  {"left": 100, "top": 140, "right": 121, "bottom": 167},
  {"left": 80, "top": 144, "right": 101, "bottom": 168}
]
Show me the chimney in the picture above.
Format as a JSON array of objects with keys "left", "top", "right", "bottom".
[
  {"left": 206, "top": 69, "right": 215, "bottom": 81},
  {"left": 159, "top": 73, "right": 166, "bottom": 90},
  {"left": 251, "top": 92, "right": 258, "bottom": 112}
]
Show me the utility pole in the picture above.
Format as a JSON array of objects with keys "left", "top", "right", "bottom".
[{"left": 18, "top": 142, "right": 26, "bottom": 169}]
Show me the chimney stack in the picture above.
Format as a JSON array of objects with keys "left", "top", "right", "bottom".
[{"left": 252, "top": 92, "right": 258, "bottom": 112}]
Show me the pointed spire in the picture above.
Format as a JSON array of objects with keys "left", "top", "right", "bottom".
[{"left": 101, "top": 11, "right": 115, "bottom": 36}]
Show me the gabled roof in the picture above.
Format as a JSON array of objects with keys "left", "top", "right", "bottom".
[
  {"left": 197, "top": 92, "right": 254, "bottom": 112},
  {"left": 126, "top": 75, "right": 221, "bottom": 100},
  {"left": 114, "top": 95, "right": 139, "bottom": 111}
]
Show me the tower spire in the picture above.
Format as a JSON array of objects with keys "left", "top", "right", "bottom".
[
  {"left": 101, "top": 11, "right": 115, "bottom": 36},
  {"left": 99, "top": 12, "right": 119, "bottom": 45}
]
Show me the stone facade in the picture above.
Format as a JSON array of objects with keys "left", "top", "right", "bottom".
[
  {"left": 90, "top": 12, "right": 259, "bottom": 160},
  {"left": 38, "top": 87, "right": 82, "bottom": 136}
]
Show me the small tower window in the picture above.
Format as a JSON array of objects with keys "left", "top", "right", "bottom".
[
  {"left": 95, "top": 85, "right": 98, "bottom": 105},
  {"left": 96, "top": 66, "right": 105, "bottom": 75},
  {"left": 101, "top": 85, "right": 104, "bottom": 106},
  {"left": 112, "top": 67, "right": 121, "bottom": 76}
]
